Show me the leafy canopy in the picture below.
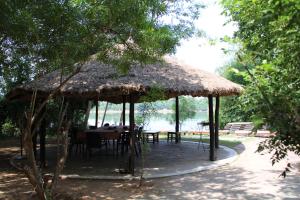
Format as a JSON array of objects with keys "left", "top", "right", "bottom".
[
  {"left": 0, "top": 0, "right": 202, "bottom": 137},
  {"left": 0, "top": 0, "right": 201, "bottom": 94},
  {"left": 221, "top": 0, "right": 300, "bottom": 175}
]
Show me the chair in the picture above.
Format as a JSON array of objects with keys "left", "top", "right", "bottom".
[
  {"left": 121, "top": 127, "right": 142, "bottom": 157},
  {"left": 167, "top": 131, "right": 180, "bottom": 143},
  {"left": 69, "top": 128, "right": 86, "bottom": 157},
  {"left": 101, "top": 131, "right": 122, "bottom": 156},
  {"left": 121, "top": 130, "right": 129, "bottom": 155},
  {"left": 89, "top": 126, "right": 97, "bottom": 130},
  {"left": 86, "top": 132, "right": 102, "bottom": 158}
]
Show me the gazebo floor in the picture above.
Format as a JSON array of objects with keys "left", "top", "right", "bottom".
[{"left": 42, "top": 141, "right": 236, "bottom": 179}]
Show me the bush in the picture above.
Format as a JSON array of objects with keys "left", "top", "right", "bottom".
[{"left": 1, "top": 118, "right": 20, "bottom": 137}]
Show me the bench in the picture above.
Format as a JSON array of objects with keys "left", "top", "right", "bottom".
[{"left": 224, "top": 122, "right": 254, "bottom": 136}]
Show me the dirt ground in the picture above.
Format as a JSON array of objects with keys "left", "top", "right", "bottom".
[
  {"left": 0, "top": 138, "right": 34, "bottom": 200},
  {"left": 0, "top": 137, "right": 299, "bottom": 200}
]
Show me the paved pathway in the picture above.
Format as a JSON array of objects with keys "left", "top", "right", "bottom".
[{"left": 58, "top": 138, "right": 300, "bottom": 199}]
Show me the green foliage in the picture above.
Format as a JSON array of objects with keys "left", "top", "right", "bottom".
[
  {"left": 44, "top": 98, "right": 88, "bottom": 135},
  {"left": 221, "top": 0, "right": 300, "bottom": 174},
  {"left": 0, "top": 0, "right": 202, "bottom": 137},
  {"left": 1, "top": 118, "right": 20, "bottom": 137},
  {"left": 218, "top": 61, "right": 254, "bottom": 128},
  {"left": 136, "top": 86, "right": 166, "bottom": 127},
  {"left": 136, "top": 86, "right": 168, "bottom": 184},
  {"left": 0, "top": 96, "right": 27, "bottom": 135},
  {"left": 0, "top": 0, "right": 202, "bottom": 93}
]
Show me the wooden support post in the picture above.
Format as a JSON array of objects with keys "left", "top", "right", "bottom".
[
  {"left": 129, "top": 95, "right": 135, "bottom": 175},
  {"left": 215, "top": 95, "right": 220, "bottom": 149},
  {"left": 32, "top": 132, "right": 37, "bottom": 159},
  {"left": 122, "top": 96, "right": 126, "bottom": 126},
  {"left": 175, "top": 96, "right": 180, "bottom": 143},
  {"left": 101, "top": 102, "right": 109, "bottom": 127},
  {"left": 208, "top": 95, "right": 216, "bottom": 161},
  {"left": 39, "top": 118, "right": 46, "bottom": 167},
  {"left": 20, "top": 132, "right": 23, "bottom": 157},
  {"left": 84, "top": 101, "right": 92, "bottom": 128},
  {"left": 95, "top": 100, "right": 98, "bottom": 128}
]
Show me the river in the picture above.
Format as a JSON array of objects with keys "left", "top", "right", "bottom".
[{"left": 88, "top": 110, "right": 208, "bottom": 132}]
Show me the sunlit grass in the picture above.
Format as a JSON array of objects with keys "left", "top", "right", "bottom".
[
  {"left": 158, "top": 133, "right": 245, "bottom": 148},
  {"left": 181, "top": 137, "right": 241, "bottom": 149}
]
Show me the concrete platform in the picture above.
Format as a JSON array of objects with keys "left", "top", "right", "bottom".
[{"left": 56, "top": 141, "right": 237, "bottom": 180}]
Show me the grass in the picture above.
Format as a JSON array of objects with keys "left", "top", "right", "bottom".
[
  {"left": 181, "top": 137, "right": 241, "bottom": 148},
  {"left": 159, "top": 133, "right": 243, "bottom": 149}
]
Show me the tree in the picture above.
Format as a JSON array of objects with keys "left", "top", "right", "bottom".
[
  {"left": 218, "top": 61, "right": 254, "bottom": 128},
  {"left": 0, "top": 0, "right": 202, "bottom": 198},
  {"left": 135, "top": 86, "right": 166, "bottom": 186},
  {"left": 0, "top": 0, "right": 202, "bottom": 90},
  {"left": 221, "top": 0, "right": 300, "bottom": 176}
]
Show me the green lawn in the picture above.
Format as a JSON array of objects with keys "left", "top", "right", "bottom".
[
  {"left": 181, "top": 137, "right": 241, "bottom": 149},
  {"left": 158, "top": 133, "right": 245, "bottom": 149}
]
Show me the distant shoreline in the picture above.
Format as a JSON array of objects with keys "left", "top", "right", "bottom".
[{"left": 90, "top": 109, "right": 207, "bottom": 114}]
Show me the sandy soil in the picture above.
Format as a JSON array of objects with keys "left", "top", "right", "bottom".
[{"left": 0, "top": 138, "right": 299, "bottom": 200}]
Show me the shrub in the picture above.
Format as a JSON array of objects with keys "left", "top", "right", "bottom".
[{"left": 1, "top": 118, "right": 20, "bottom": 137}]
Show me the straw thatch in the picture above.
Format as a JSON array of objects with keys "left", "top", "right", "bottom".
[{"left": 6, "top": 56, "right": 243, "bottom": 103}]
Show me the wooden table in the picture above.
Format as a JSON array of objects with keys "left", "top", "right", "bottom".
[
  {"left": 85, "top": 127, "right": 127, "bottom": 156},
  {"left": 143, "top": 131, "right": 159, "bottom": 144}
]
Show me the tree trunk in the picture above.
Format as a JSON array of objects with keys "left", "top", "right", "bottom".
[
  {"left": 23, "top": 112, "right": 46, "bottom": 200},
  {"left": 20, "top": 66, "right": 81, "bottom": 199},
  {"left": 51, "top": 120, "right": 71, "bottom": 197},
  {"left": 51, "top": 100, "right": 70, "bottom": 197}
]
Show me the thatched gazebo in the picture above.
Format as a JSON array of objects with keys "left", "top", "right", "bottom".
[{"left": 7, "top": 56, "right": 242, "bottom": 174}]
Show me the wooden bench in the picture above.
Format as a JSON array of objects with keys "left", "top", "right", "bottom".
[
  {"left": 224, "top": 122, "right": 254, "bottom": 136},
  {"left": 190, "top": 122, "right": 254, "bottom": 136}
]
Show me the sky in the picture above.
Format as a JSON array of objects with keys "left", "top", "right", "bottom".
[{"left": 174, "top": 1, "right": 237, "bottom": 74}]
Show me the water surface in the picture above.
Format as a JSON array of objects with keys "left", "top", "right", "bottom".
[{"left": 88, "top": 111, "right": 208, "bottom": 131}]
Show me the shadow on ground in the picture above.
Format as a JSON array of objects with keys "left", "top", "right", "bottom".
[
  {"left": 56, "top": 164, "right": 300, "bottom": 200},
  {"left": 1, "top": 138, "right": 299, "bottom": 200}
]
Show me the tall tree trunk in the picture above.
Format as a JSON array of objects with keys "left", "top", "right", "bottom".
[{"left": 51, "top": 120, "right": 71, "bottom": 197}]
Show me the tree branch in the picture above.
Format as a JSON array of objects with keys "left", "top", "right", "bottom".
[{"left": 31, "top": 65, "right": 82, "bottom": 125}]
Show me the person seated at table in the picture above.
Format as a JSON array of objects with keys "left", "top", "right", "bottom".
[
  {"left": 89, "top": 125, "right": 97, "bottom": 130},
  {"left": 104, "top": 123, "right": 110, "bottom": 127}
]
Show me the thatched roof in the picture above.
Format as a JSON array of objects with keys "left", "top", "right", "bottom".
[{"left": 6, "top": 56, "right": 243, "bottom": 103}]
